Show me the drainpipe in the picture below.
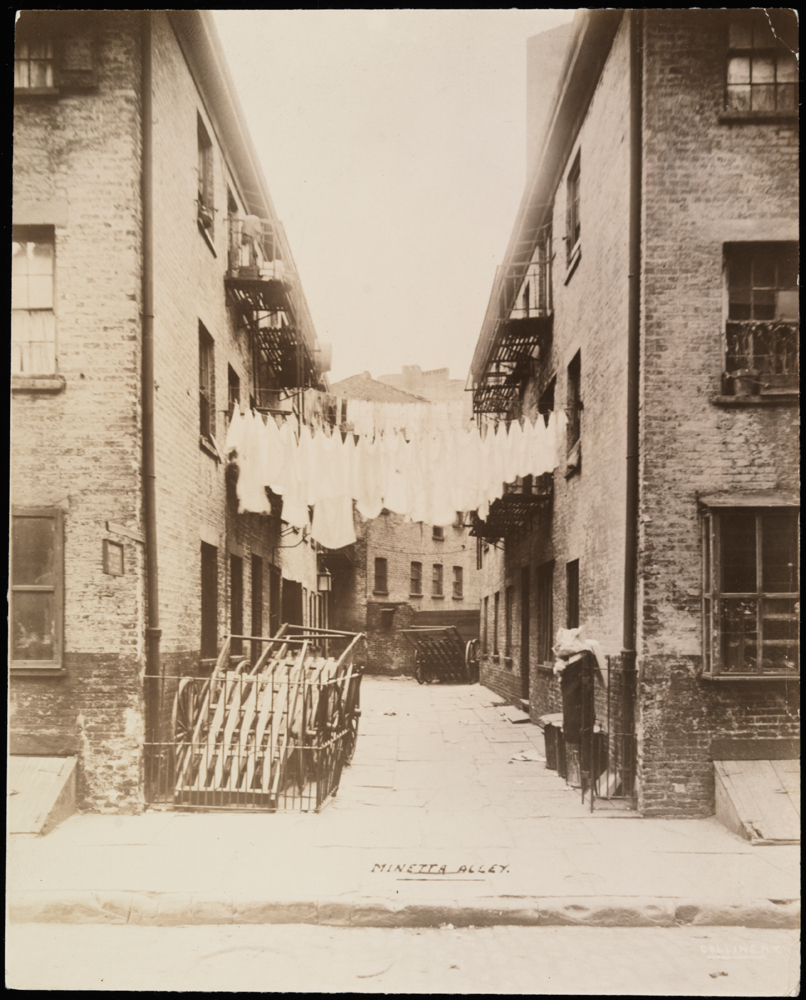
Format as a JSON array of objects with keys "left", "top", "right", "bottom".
[
  {"left": 622, "top": 8, "right": 642, "bottom": 806},
  {"left": 141, "top": 12, "right": 161, "bottom": 755}
]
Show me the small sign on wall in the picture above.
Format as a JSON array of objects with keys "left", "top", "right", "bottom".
[{"left": 103, "top": 539, "right": 124, "bottom": 576}]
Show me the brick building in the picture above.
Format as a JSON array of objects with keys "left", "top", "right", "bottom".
[
  {"left": 327, "top": 371, "right": 481, "bottom": 675},
  {"left": 469, "top": 10, "right": 798, "bottom": 815},
  {"left": 11, "top": 11, "right": 328, "bottom": 810}
]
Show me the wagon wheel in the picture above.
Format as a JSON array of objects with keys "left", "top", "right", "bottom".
[
  {"left": 342, "top": 674, "right": 361, "bottom": 764},
  {"left": 171, "top": 677, "right": 200, "bottom": 780},
  {"left": 465, "top": 639, "right": 480, "bottom": 684}
]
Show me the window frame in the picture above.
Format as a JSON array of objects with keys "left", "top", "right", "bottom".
[
  {"left": 230, "top": 553, "right": 243, "bottom": 656},
  {"left": 10, "top": 507, "right": 65, "bottom": 673},
  {"left": 410, "top": 560, "right": 423, "bottom": 596},
  {"left": 536, "top": 560, "right": 555, "bottom": 664},
  {"left": 702, "top": 506, "right": 799, "bottom": 680},
  {"left": 432, "top": 563, "right": 444, "bottom": 598},
  {"left": 483, "top": 595, "right": 489, "bottom": 654},
  {"left": 566, "top": 559, "right": 580, "bottom": 630},
  {"left": 504, "top": 585, "right": 513, "bottom": 659},
  {"left": 452, "top": 565, "right": 463, "bottom": 600},
  {"left": 432, "top": 525, "right": 444, "bottom": 540},
  {"left": 565, "top": 151, "right": 581, "bottom": 269},
  {"left": 723, "top": 242, "right": 799, "bottom": 391},
  {"left": 493, "top": 592, "right": 500, "bottom": 656},
  {"left": 200, "top": 542, "right": 219, "bottom": 662},
  {"left": 566, "top": 351, "right": 582, "bottom": 465},
  {"left": 724, "top": 13, "right": 799, "bottom": 117},
  {"left": 374, "top": 556, "right": 388, "bottom": 595},
  {"left": 197, "top": 114, "right": 215, "bottom": 238},
  {"left": 14, "top": 14, "right": 98, "bottom": 96},
  {"left": 199, "top": 323, "right": 216, "bottom": 445},
  {"left": 12, "top": 226, "right": 57, "bottom": 376}
]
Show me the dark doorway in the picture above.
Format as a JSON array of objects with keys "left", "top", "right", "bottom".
[
  {"left": 230, "top": 554, "right": 243, "bottom": 655},
  {"left": 251, "top": 554, "right": 263, "bottom": 663},
  {"left": 282, "top": 578, "right": 303, "bottom": 626},
  {"left": 269, "top": 563, "right": 281, "bottom": 636},
  {"left": 520, "top": 565, "right": 530, "bottom": 700},
  {"left": 200, "top": 542, "right": 218, "bottom": 660}
]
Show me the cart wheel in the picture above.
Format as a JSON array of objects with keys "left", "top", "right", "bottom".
[
  {"left": 172, "top": 677, "right": 198, "bottom": 744},
  {"left": 465, "top": 639, "right": 480, "bottom": 684}
]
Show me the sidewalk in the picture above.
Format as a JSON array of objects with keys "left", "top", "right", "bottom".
[{"left": 6, "top": 678, "right": 800, "bottom": 928}]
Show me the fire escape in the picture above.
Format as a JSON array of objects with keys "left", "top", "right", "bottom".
[
  {"left": 469, "top": 236, "right": 555, "bottom": 540},
  {"left": 225, "top": 215, "right": 320, "bottom": 408}
]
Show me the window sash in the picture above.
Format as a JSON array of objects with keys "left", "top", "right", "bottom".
[
  {"left": 10, "top": 509, "right": 63, "bottom": 669},
  {"left": 453, "top": 566, "right": 463, "bottom": 599},
  {"left": 704, "top": 510, "right": 800, "bottom": 676},
  {"left": 432, "top": 564, "right": 443, "bottom": 596},
  {"left": 410, "top": 561, "right": 422, "bottom": 595}
]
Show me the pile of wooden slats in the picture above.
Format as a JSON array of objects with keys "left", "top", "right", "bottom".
[{"left": 172, "top": 625, "right": 363, "bottom": 809}]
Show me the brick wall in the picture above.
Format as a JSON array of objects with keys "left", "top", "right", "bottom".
[
  {"left": 479, "top": 15, "right": 633, "bottom": 711},
  {"left": 11, "top": 12, "right": 146, "bottom": 811},
  {"left": 636, "top": 10, "right": 799, "bottom": 814}
]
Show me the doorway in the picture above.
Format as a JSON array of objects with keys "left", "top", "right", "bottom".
[{"left": 520, "top": 565, "right": 530, "bottom": 700}]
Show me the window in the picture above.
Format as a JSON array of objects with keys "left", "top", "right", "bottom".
[
  {"left": 725, "top": 14, "right": 798, "bottom": 113},
  {"left": 566, "top": 152, "right": 581, "bottom": 264},
  {"left": 228, "top": 365, "right": 240, "bottom": 414},
  {"left": 432, "top": 563, "right": 443, "bottom": 597},
  {"left": 567, "top": 352, "right": 582, "bottom": 458},
  {"left": 11, "top": 508, "right": 63, "bottom": 670},
  {"left": 14, "top": 36, "right": 54, "bottom": 90},
  {"left": 725, "top": 243, "right": 799, "bottom": 388},
  {"left": 453, "top": 566, "right": 463, "bottom": 600},
  {"left": 703, "top": 508, "right": 799, "bottom": 677},
  {"left": 566, "top": 559, "right": 580, "bottom": 629},
  {"left": 12, "top": 228, "right": 56, "bottom": 374},
  {"left": 483, "top": 595, "right": 489, "bottom": 654},
  {"left": 230, "top": 555, "right": 244, "bottom": 655},
  {"left": 374, "top": 557, "right": 388, "bottom": 594},
  {"left": 504, "top": 586, "right": 513, "bottom": 658},
  {"left": 251, "top": 555, "right": 263, "bottom": 664},
  {"left": 536, "top": 561, "right": 554, "bottom": 664},
  {"left": 199, "top": 323, "right": 215, "bottom": 442},
  {"left": 410, "top": 561, "right": 422, "bottom": 596},
  {"left": 14, "top": 14, "right": 96, "bottom": 93},
  {"left": 197, "top": 115, "right": 214, "bottom": 234},
  {"left": 493, "top": 592, "right": 500, "bottom": 656},
  {"left": 432, "top": 525, "right": 444, "bottom": 540}
]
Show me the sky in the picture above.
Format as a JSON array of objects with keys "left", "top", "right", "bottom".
[{"left": 212, "top": 10, "right": 577, "bottom": 385}]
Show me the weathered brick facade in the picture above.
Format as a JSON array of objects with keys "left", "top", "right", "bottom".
[
  {"left": 473, "top": 10, "right": 799, "bottom": 816},
  {"left": 331, "top": 511, "right": 480, "bottom": 675},
  {"left": 11, "top": 11, "right": 324, "bottom": 810}
]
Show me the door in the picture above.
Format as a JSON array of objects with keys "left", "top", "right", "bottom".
[
  {"left": 281, "top": 578, "right": 303, "bottom": 627},
  {"left": 269, "top": 563, "right": 281, "bottom": 636},
  {"left": 520, "top": 565, "right": 530, "bottom": 700}
]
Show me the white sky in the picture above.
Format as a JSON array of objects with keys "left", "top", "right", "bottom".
[{"left": 212, "top": 10, "right": 576, "bottom": 385}]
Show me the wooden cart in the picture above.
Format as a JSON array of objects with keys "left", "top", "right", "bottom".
[{"left": 401, "top": 626, "right": 479, "bottom": 685}]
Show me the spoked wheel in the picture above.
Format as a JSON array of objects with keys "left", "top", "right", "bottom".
[
  {"left": 342, "top": 674, "right": 361, "bottom": 764},
  {"left": 464, "top": 639, "right": 480, "bottom": 684},
  {"left": 172, "top": 677, "right": 200, "bottom": 778}
]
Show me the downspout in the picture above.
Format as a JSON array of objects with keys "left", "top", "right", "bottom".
[
  {"left": 141, "top": 12, "right": 161, "bottom": 758},
  {"left": 622, "top": 8, "right": 642, "bottom": 806}
]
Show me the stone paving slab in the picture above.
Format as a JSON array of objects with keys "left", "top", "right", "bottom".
[{"left": 6, "top": 677, "right": 800, "bottom": 929}]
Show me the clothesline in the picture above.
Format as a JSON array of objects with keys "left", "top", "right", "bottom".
[{"left": 225, "top": 406, "right": 567, "bottom": 550}]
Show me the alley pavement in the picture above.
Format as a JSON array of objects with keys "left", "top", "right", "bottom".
[{"left": 6, "top": 677, "right": 800, "bottom": 929}]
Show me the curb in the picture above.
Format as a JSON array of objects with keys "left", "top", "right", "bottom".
[{"left": 8, "top": 893, "right": 800, "bottom": 930}]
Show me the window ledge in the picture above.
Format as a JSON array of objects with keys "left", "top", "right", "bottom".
[
  {"left": 564, "top": 243, "right": 581, "bottom": 284},
  {"left": 199, "top": 435, "right": 222, "bottom": 461},
  {"left": 431, "top": 594, "right": 445, "bottom": 600},
  {"left": 700, "top": 672, "right": 800, "bottom": 682},
  {"left": 409, "top": 592, "right": 423, "bottom": 599},
  {"left": 10, "top": 665, "right": 66, "bottom": 677},
  {"left": 504, "top": 655, "right": 513, "bottom": 667},
  {"left": 452, "top": 595, "right": 464, "bottom": 601},
  {"left": 535, "top": 662, "right": 555, "bottom": 675},
  {"left": 12, "top": 374, "right": 66, "bottom": 394},
  {"left": 719, "top": 109, "right": 799, "bottom": 125},
  {"left": 712, "top": 393, "right": 799, "bottom": 407},
  {"left": 372, "top": 590, "right": 389, "bottom": 596},
  {"left": 492, "top": 654, "right": 500, "bottom": 662},
  {"left": 15, "top": 86, "right": 60, "bottom": 98},
  {"left": 197, "top": 220, "right": 217, "bottom": 256}
]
